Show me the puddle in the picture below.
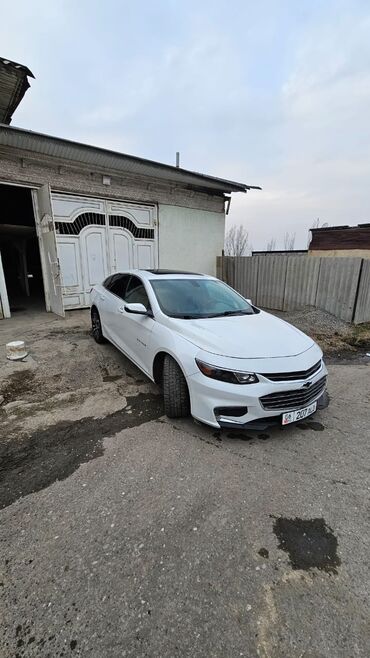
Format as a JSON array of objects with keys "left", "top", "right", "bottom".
[
  {"left": 297, "top": 421, "right": 325, "bottom": 432},
  {"left": 0, "top": 393, "right": 163, "bottom": 509},
  {"left": 273, "top": 517, "right": 340, "bottom": 574},
  {"left": 225, "top": 431, "right": 270, "bottom": 441},
  {"left": 226, "top": 432, "right": 254, "bottom": 441}
]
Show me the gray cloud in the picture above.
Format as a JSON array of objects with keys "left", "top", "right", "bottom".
[{"left": 1, "top": 0, "right": 370, "bottom": 248}]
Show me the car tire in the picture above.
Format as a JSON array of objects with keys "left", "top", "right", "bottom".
[
  {"left": 163, "top": 355, "right": 190, "bottom": 418},
  {"left": 91, "top": 307, "right": 106, "bottom": 344}
]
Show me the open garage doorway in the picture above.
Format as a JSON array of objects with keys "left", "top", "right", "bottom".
[{"left": 0, "top": 184, "right": 46, "bottom": 314}]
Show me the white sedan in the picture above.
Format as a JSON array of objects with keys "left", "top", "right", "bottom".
[{"left": 90, "top": 270, "right": 329, "bottom": 430}]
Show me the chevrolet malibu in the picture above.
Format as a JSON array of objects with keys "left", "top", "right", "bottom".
[{"left": 90, "top": 270, "right": 329, "bottom": 430}]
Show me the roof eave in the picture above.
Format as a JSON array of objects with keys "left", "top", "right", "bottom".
[{"left": 0, "top": 124, "right": 260, "bottom": 194}]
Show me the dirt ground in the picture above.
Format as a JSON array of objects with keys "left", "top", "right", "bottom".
[
  {"left": 0, "top": 308, "right": 369, "bottom": 657},
  {"left": 272, "top": 307, "right": 370, "bottom": 361},
  {"left": 0, "top": 310, "right": 163, "bottom": 509}
]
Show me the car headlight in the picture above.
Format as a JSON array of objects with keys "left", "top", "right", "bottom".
[{"left": 195, "top": 359, "right": 259, "bottom": 384}]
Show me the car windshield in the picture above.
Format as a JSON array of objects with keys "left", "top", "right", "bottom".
[{"left": 150, "top": 278, "right": 254, "bottom": 319}]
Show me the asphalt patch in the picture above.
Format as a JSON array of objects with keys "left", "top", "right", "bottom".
[
  {"left": 0, "top": 393, "right": 163, "bottom": 509},
  {"left": 273, "top": 516, "right": 341, "bottom": 574}
]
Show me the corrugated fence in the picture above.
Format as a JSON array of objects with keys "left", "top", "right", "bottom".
[{"left": 217, "top": 255, "right": 370, "bottom": 324}]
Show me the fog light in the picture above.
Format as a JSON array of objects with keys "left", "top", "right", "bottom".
[{"left": 214, "top": 406, "right": 248, "bottom": 417}]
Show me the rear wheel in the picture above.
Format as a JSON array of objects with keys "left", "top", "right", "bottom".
[
  {"left": 162, "top": 355, "right": 190, "bottom": 418},
  {"left": 91, "top": 307, "right": 106, "bottom": 344}
]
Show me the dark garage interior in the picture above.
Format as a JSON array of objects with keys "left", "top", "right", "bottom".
[{"left": 0, "top": 183, "right": 45, "bottom": 312}]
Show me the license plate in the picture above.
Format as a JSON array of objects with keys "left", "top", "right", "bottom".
[{"left": 282, "top": 401, "right": 317, "bottom": 425}]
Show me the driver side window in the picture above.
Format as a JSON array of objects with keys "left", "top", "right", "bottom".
[{"left": 125, "top": 276, "right": 150, "bottom": 309}]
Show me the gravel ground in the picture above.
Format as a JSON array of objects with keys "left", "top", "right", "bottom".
[
  {"left": 273, "top": 307, "right": 352, "bottom": 336},
  {"left": 270, "top": 307, "right": 370, "bottom": 361}
]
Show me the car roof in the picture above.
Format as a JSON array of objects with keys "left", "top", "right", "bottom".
[{"left": 111, "top": 269, "right": 214, "bottom": 281}]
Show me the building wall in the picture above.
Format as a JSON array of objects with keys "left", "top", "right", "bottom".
[
  {"left": 309, "top": 249, "right": 370, "bottom": 259},
  {"left": 0, "top": 148, "right": 224, "bottom": 213},
  {"left": 0, "top": 147, "right": 226, "bottom": 313},
  {"left": 158, "top": 204, "right": 224, "bottom": 276}
]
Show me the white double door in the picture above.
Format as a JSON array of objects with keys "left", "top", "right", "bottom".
[{"left": 53, "top": 194, "right": 157, "bottom": 309}]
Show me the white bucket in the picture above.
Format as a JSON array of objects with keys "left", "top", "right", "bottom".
[{"left": 6, "top": 341, "right": 28, "bottom": 361}]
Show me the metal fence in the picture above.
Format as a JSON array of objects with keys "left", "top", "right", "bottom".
[{"left": 217, "top": 255, "right": 370, "bottom": 324}]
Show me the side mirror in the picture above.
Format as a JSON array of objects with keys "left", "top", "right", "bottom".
[
  {"left": 124, "top": 303, "right": 151, "bottom": 316},
  {"left": 246, "top": 298, "right": 252, "bottom": 305}
]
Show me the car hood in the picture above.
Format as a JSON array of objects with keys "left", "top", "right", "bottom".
[{"left": 165, "top": 310, "right": 314, "bottom": 358}]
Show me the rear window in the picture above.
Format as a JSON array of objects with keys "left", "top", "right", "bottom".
[{"left": 104, "top": 274, "right": 130, "bottom": 300}]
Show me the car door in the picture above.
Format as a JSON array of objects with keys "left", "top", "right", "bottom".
[
  {"left": 101, "top": 274, "right": 131, "bottom": 345},
  {"left": 114, "top": 275, "right": 155, "bottom": 374}
]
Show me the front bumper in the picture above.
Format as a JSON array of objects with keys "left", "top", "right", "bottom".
[
  {"left": 187, "top": 361, "right": 329, "bottom": 429},
  {"left": 218, "top": 390, "right": 330, "bottom": 431}
]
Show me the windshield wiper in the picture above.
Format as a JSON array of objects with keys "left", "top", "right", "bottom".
[
  {"left": 169, "top": 310, "right": 253, "bottom": 319},
  {"left": 207, "top": 310, "right": 253, "bottom": 318},
  {"left": 169, "top": 314, "right": 200, "bottom": 319}
]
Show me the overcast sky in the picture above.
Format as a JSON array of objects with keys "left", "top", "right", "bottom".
[{"left": 1, "top": 0, "right": 369, "bottom": 249}]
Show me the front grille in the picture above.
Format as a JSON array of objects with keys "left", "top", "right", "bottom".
[
  {"left": 260, "top": 376, "right": 327, "bottom": 411},
  {"left": 260, "top": 360, "right": 322, "bottom": 382}
]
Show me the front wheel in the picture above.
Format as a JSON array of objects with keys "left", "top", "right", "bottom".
[
  {"left": 162, "top": 355, "right": 190, "bottom": 418},
  {"left": 91, "top": 307, "right": 106, "bottom": 344}
]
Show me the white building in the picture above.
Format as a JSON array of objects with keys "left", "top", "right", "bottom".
[{"left": 0, "top": 58, "right": 259, "bottom": 319}]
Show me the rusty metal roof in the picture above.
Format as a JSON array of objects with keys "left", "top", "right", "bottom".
[
  {"left": 0, "top": 124, "right": 261, "bottom": 194},
  {"left": 0, "top": 57, "right": 34, "bottom": 124}
]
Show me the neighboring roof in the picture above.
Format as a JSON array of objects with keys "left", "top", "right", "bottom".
[
  {"left": 310, "top": 224, "right": 370, "bottom": 250},
  {"left": 251, "top": 249, "right": 307, "bottom": 256},
  {"left": 0, "top": 57, "right": 34, "bottom": 124},
  {"left": 0, "top": 123, "right": 261, "bottom": 195}
]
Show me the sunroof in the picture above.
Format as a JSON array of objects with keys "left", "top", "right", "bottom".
[{"left": 146, "top": 269, "right": 204, "bottom": 275}]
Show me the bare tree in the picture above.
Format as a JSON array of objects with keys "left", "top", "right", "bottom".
[
  {"left": 307, "top": 218, "right": 329, "bottom": 247},
  {"left": 266, "top": 237, "right": 276, "bottom": 251},
  {"left": 224, "top": 224, "right": 249, "bottom": 256},
  {"left": 283, "top": 231, "right": 296, "bottom": 250}
]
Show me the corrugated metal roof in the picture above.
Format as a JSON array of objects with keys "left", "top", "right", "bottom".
[
  {"left": 0, "top": 58, "right": 34, "bottom": 124},
  {"left": 0, "top": 123, "right": 261, "bottom": 194}
]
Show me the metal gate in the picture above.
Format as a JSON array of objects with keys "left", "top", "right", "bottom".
[{"left": 52, "top": 193, "right": 157, "bottom": 309}]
